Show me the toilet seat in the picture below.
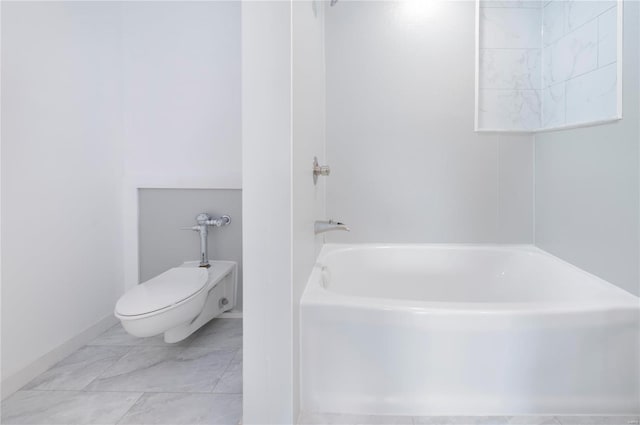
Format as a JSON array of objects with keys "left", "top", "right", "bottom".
[
  {"left": 115, "top": 260, "right": 237, "bottom": 342},
  {"left": 115, "top": 267, "right": 209, "bottom": 317}
]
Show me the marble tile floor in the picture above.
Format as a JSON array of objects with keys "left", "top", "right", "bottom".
[
  {"left": 1, "top": 318, "right": 243, "bottom": 425},
  {"left": 298, "top": 413, "right": 640, "bottom": 425}
]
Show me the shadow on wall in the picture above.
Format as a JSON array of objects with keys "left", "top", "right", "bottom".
[{"left": 138, "top": 188, "right": 243, "bottom": 310}]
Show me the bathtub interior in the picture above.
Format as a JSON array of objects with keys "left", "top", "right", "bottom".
[{"left": 316, "top": 245, "right": 639, "bottom": 306}]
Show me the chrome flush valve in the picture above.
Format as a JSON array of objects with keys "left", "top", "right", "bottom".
[
  {"left": 182, "top": 213, "right": 231, "bottom": 268},
  {"left": 195, "top": 213, "right": 231, "bottom": 228}
]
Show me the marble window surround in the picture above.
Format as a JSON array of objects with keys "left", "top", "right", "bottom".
[
  {"left": 476, "top": 0, "right": 622, "bottom": 132},
  {"left": 541, "top": 1, "right": 619, "bottom": 129},
  {"left": 478, "top": 2, "right": 543, "bottom": 131},
  {"left": 1, "top": 318, "right": 243, "bottom": 425}
]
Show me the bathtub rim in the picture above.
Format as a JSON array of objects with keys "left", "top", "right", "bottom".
[{"left": 301, "top": 243, "right": 640, "bottom": 315}]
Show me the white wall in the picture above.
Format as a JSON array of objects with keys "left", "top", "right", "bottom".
[
  {"left": 1, "top": 1, "right": 123, "bottom": 393},
  {"left": 121, "top": 1, "right": 241, "bottom": 186},
  {"left": 292, "top": 0, "right": 327, "bottom": 420},
  {"left": 242, "top": 2, "right": 294, "bottom": 423},
  {"left": 120, "top": 1, "right": 242, "bottom": 294},
  {"left": 325, "top": 0, "right": 534, "bottom": 244},
  {"left": 535, "top": 0, "right": 640, "bottom": 296}
]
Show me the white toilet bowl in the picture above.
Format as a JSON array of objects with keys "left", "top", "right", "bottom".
[{"left": 115, "top": 260, "right": 237, "bottom": 343}]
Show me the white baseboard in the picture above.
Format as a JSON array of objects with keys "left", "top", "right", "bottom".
[{"left": 1, "top": 314, "right": 118, "bottom": 400}]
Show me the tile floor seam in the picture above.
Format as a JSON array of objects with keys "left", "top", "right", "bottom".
[
  {"left": 211, "top": 351, "right": 239, "bottom": 393},
  {"left": 79, "top": 345, "right": 136, "bottom": 392},
  {"left": 79, "top": 388, "right": 219, "bottom": 395},
  {"left": 91, "top": 346, "right": 181, "bottom": 384},
  {"left": 113, "top": 391, "right": 145, "bottom": 425}
]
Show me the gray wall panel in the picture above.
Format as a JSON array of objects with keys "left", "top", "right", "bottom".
[{"left": 138, "top": 189, "right": 243, "bottom": 310}]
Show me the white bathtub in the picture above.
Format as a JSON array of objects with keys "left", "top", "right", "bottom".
[{"left": 300, "top": 244, "right": 640, "bottom": 416}]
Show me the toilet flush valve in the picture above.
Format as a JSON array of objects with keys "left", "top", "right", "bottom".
[{"left": 181, "top": 213, "right": 231, "bottom": 268}]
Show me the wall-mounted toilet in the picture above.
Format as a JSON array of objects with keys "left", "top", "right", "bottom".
[{"left": 115, "top": 260, "right": 237, "bottom": 343}]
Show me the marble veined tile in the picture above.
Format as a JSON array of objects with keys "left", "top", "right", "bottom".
[
  {"left": 88, "top": 324, "right": 190, "bottom": 347},
  {"left": 22, "top": 345, "right": 130, "bottom": 391},
  {"left": 480, "top": 49, "right": 541, "bottom": 90},
  {"left": 213, "top": 349, "right": 242, "bottom": 394},
  {"left": 85, "top": 345, "right": 235, "bottom": 393},
  {"left": 480, "top": 8, "right": 542, "bottom": 49},
  {"left": 1, "top": 390, "right": 141, "bottom": 424},
  {"left": 479, "top": 89, "right": 541, "bottom": 130},
  {"left": 189, "top": 318, "right": 242, "bottom": 350},
  {"left": 414, "top": 417, "right": 509, "bottom": 425},
  {"left": 412, "top": 417, "right": 458, "bottom": 425},
  {"left": 199, "top": 318, "right": 243, "bottom": 334},
  {"left": 544, "top": 19, "right": 598, "bottom": 86},
  {"left": 542, "top": 82, "right": 565, "bottom": 128},
  {"left": 598, "top": 6, "right": 618, "bottom": 67},
  {"left": 565, "top": 0, "right": 616, "bottom": 33},
  {"left": 543, "top": 1, "right": 565, "bottom": 46},
  {"left": 480, "top": 1, "right": 541, "bottom": 8},
  {"left": 118, "top": 392, "right": 242, "bottom": 425},
  {"left": 506, "top": 417, "right": 560, "bottom": 424},
  {"left": 555, "top": 417, "right": 639, "bottom": 425},
  {"left": 565, "top": 62, "right": 617, "bottom": 124},
  {"left": 88, "top": 324, "right": 144, "bottom": 346},
  {"left": 298, "top": 412, "right": 412, "bottom": 425}
]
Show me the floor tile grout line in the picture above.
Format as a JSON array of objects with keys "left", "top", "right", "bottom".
[
  {"left": 113, "top": 391, "right": 145, "bottom": 425},
  {"left": 81, "top": 345, "right": 240, "bottom": 394},
  {"left": 10, "top": 388, "right": 229, "bottom": 395},
  {"left": 80, "top": 345, "right": 136, "bottom": 392},
  {"left": 209, "top": 350, "right": 238, "bottom": 393},
  {"left": 80, "top": 345, "right": 138, "bottom": 392}
]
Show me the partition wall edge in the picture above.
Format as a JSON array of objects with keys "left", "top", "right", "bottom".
[{"left": 241, "top": 1, "right": 295, "bottom": 423}]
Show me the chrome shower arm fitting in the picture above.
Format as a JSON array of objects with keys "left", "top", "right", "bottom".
[
  {"left": 314, "top": 219, "right": 350, "bottom": 235},
  {"left": 313, "top": 157, "right": 330, "bottom": 185}
]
